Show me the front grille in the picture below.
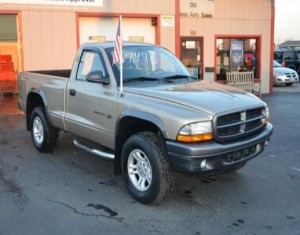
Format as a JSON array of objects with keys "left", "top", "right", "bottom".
[
  {"left": 217, "top": 112, "right": 240, "bottom": 125},
  {"left": 223, "top": 144, "right": 258, "bottom": 163},
  {"left": 285, "top": 73, "right": 291, "bottom": 78},
  {"left": 215, "top": 107, "right": 266, "bottom": 142},
  {"left": 285, "top": 72, "right": 297, "bottom": 78}
]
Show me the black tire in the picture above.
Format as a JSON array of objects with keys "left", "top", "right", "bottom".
[
  {"left": 30, "top": 106, "right": 59, "bottom": 153},
  {"left": 121, "top": 131, "right": 174, "bottom": 204},
  {"left": 285, "top": 83, "right": 293, "bottom": 86}
]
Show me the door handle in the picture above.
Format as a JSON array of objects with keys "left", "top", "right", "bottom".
[{"left": 69, "top": 89, "right": 76, "bottom": 96}]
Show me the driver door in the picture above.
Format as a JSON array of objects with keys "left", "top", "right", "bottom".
[{"left": 65, "top": 48, "right": 118, "bottom": 148}]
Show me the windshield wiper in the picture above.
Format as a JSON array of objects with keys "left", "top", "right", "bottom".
[
  {"left": 123, "top": 76, "right": 161, "bottom": 83},
  {"left": 163, "top": 75, "right": 198, "bottom": 81},
  {"left": 123, "top": 75, "right": 197, "bottom": 84}
]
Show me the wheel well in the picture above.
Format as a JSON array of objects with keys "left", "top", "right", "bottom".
[
  {"left": 114, "top": 116, "right": 164, "bottom": 175},
  {"left": 26, "top": 93, "right": 45, "bottom": 130}
]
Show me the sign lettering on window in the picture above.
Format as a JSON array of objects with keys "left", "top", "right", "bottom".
[{"left": 230, "top": 40, "right": 244, "bottom": 67}]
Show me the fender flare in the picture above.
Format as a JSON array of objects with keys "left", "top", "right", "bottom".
[
  {"left": 26, "top": 88, "right": 52, "bottom": 129},
  {"left": 116, "top": 109, "right": 169, "bottom": 139},
  {"left": 114, "top": 109, "right": 169, "bottom": 175}
]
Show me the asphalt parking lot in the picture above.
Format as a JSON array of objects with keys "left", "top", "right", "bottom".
[{"left": 0, "top": 84, "right": 300, "bottom": 235}]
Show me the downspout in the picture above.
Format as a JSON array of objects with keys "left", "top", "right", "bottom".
[
  {"left": 270, "top": 0, "right": 275, "bottom": 94},
  {"left": 175, "top": 0, "right": 180, "bottom": 58}
]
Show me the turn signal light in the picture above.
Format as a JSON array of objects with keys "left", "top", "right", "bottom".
[
  {"left": 262, "top": 107, "right": 270, "bottom": 125},
  {"left": 177, "top": 133, "right": 213, "bottom": 143}
]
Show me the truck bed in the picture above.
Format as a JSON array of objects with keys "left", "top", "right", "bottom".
[
  {"left": 18, "top": 69, "right": 71, "bottom": 131},
  {"left": 28, "top": 69, "right": 71, "bottom": 78}
]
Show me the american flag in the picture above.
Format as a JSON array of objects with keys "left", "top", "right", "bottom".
[{"left": 113, "top": 16, "right": 122, "bottom": 64}]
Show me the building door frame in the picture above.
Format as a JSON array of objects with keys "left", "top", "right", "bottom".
[
  {"left": 76, "top": 13, "right": 161, "bottom": 49},
  {"left": 180, "top": 36, "right": 203, "bottom": 79}
]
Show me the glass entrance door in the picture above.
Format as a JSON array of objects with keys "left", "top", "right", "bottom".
[{"left": 180, "top": 37, "right": 203, "bottom": 79}]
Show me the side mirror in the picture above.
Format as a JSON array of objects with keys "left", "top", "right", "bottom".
[{"left": 86, "top": 70, "right": 110, "bottom": 84}]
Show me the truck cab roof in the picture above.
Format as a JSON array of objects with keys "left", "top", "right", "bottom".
[{"left": 80, "top": 41, "right": 157, "bottom": 50}]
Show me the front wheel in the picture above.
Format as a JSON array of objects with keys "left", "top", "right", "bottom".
[
  {"left": 30, "top": 106, "right": 59, "bottom": 153},
  {"left": 121, "top": 132, "right": 174, "bottom": 204}
]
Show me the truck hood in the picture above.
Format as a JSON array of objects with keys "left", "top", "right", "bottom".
[{"left": 125, "top": 81, "right": 264, "bottom": 115}]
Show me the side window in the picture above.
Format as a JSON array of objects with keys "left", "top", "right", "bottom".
[
  {"left": 76, "top": 51, "right": 106, "bottom": 81},
  {"left": 283, "top": 51, "right": 293, "bottom": 60}
]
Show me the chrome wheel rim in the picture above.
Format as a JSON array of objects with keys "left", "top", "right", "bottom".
[
  {"left": 127, "top": 149, "right": 152, "bottom": 191},
  {"left": 33, "top": 116, "right": 44, "bottom": 145}
]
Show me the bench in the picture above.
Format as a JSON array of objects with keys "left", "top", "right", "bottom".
[{"left": 226, "top": 71, "right": 261, "bottom": 97}]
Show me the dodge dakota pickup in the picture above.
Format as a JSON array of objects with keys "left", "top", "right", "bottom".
[{"left": 18, "top": 42, "right": 273, "bottom": 204}]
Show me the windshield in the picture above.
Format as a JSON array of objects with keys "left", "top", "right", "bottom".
[
  {"left": 106, "top": 45, "right": 195, "bottom": 86},
  {"left": 273, "top": 60, "right": 282, "bottom": 67}
]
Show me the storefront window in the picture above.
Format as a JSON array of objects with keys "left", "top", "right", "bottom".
[{"left": 216, "top": 38, "right": 258, "bottom": 81}]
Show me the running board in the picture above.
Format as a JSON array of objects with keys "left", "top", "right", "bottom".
[{"left": 73, "top": 138, "right": 114, "bottom": 160}]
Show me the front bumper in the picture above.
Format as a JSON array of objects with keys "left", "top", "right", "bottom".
[
  {"left": 166, "top": 123, "right": 273, "bottom": 175},
  {"left": 274, "top": 75, "right": 298, "bottom": 85}
]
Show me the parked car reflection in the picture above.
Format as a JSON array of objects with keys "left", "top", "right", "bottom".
[{"left": 273, "top": 60, "right": 299, "bottom": 86}]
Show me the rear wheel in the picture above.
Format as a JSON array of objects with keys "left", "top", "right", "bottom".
[
  {"left": 121, "top": 131, "right": 174, "bottom": 204},
  {"left": 30, "top": 106, "right": 59, "bottom": 153}
]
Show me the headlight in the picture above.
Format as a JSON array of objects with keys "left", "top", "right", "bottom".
[
  {"left": 262, "top": 107, "right": 270, "bottom": 125},
  {"left": 177, "top": 121, "right": 213, "bottom": 143}
]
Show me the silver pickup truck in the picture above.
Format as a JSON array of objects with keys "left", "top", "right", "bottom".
[{"left": 18, "top": 42, "right": 273, "bottom": 204}]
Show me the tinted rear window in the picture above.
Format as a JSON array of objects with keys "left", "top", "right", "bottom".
[
  {"left": 283, "top": 51, "right": 294, "bottom": 60},
  {"left": 274, "top": 51, "right": 282, "bottom": 60}
]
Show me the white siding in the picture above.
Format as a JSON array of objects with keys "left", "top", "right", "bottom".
[{"left": 21, "top": 10, "right": 77, "bottom": 70}]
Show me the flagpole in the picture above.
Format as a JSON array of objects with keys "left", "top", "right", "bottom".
[{"left": 119, "top": 15, "right": 123, "bottom": 95}]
